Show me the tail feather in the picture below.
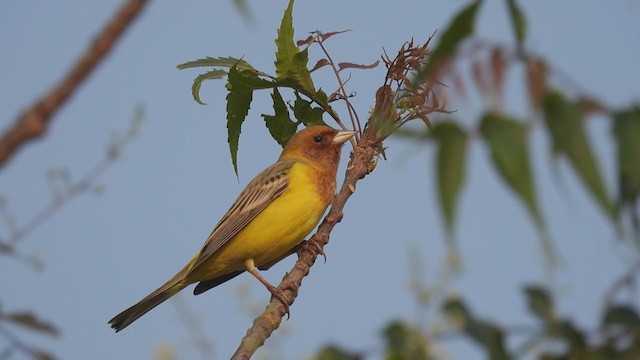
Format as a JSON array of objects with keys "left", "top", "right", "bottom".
[{"left": 109, "top": 263, "right": 193, "bottom": 332}]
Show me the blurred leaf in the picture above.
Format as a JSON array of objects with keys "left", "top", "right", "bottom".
[
  {"left": 232, "top": 0, "right": 255, "bottom": 24},
  {"left": 262, "top": 88, "right": 298, "bottom": 147},
  {"left": 382, "top": 321, "right": 429, "bottom": 360},
  {"left": 603, "top": 304, "right": 640, "bottom": 327},
  {"left": 504, "top": 0, "right": 527, "bottom": 48},
  {"left": 443, "top": 297, "right": 472, "bottom": 331},
  {"left": 191, "top": 70, "right": 227, "bottom": 105},
  {"left": 480, "top": 112, "right": 544, "bottom": 227},
  {"left": 525, "top": 58, "right": 547, "bottom": 109},
  {"left": 274, "top": 0, "right": 297, "bottom": 79},
  {"left": 5, "top": 311, "right": 59, "bottom": 337},
  {"left": 556, "top": 320, "right": 587, "bottom": 353},
  {"left": 416, "top": 0, "right": 483, "bottom": 82},
  {"left": 314, "top": 345, "right": 361, "bottom": 360},
  {"left": 489, "top": 47, "right": 507, "bottom": 103},
  {"left": 287, "top": 48, "right": 315, "bottom": 93},
  {"left": 543, "top": 91, "right": 616, "bottom": 222},
  {"left": 613, "top": 107, "right": 640, "bottom": 231},
  {"left": 468, "top": 321, "right": 511, "bottom": 360},
  {"left": 523, "top": 285, "right": 554, "bottom": 322},
  {"left": 431, "top": 121, "right": 469, "bottom": 239}
]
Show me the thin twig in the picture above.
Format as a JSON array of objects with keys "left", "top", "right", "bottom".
[
  {"left": 317, "top": 39, "right": 362, "bottom": 138},
  {"left": 0, "top": 107, "right": 143, "bottom": 251},
  {"left": 0, "top": 324, "right": 43, "bottom": 360},
  {"left": 0, "top": 0, "right": 150, "bottom": 170}
]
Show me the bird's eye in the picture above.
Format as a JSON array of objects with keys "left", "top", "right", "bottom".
[{"left": 313, "top": 135, "right": 323, "bottom": 143}]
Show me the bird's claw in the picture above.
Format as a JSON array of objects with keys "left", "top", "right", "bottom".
[{"left": 297, "top": 239, "right": 327, "bottom": 264}]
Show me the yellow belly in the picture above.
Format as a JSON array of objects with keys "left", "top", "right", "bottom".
[{"left": 186, "top": 162, "right": 329, "bottom": 282}]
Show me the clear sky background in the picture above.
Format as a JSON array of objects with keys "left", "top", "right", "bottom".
[{"left": 1, "top": 1, "right": 640, "bottom": 359}]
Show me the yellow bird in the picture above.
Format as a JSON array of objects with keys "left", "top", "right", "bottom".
[{"left": 109, "top": 125, "right": 355, "bottom": 332}]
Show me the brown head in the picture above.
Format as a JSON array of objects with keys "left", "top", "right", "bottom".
[{"left": 280, "top": 126, "right": 356, "bottom": 173}]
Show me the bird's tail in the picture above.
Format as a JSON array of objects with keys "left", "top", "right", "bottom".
[{"left": 109, "top": 262, "right": 193, "bottom": 332}]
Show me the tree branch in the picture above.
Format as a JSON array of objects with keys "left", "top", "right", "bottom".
[
  {"left": 231, "top": 138, "right": 376, "bottom": 359},
  {"left": 0, "top": 0, "right": 150, "bottom": 170}
]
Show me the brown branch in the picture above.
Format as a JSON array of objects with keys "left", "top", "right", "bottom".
[
  {"left": 231, "top": 136, "right": 377, "bottom": 359},
  {"left": 0, "top": 0, "right": 150, "bottom": 170}
]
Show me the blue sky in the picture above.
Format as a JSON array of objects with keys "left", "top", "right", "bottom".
[{"left": 1, "top": 1, "right": 640, "bottom": 359}]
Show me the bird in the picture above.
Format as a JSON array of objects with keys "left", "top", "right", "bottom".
[{"left": 109, "top": 125, "right": 356, "bottom": 332}]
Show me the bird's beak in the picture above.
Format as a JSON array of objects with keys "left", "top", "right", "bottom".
[{"left": 332, "top": 130, "right": 357, "bottom": 145}]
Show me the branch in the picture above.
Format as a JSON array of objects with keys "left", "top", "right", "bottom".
[
  {"left": 0, "top": 0, "right": 150, "bottom": 171},
  {"left": 231, "top": 138, "right": 377, "bottom": 359}
]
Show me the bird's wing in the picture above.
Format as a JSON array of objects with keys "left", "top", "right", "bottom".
[{"left": 190, "top": 159, "right": 295, "bottom": 270}]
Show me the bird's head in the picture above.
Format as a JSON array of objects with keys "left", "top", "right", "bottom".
[{"left": 280, "top": 126, "right": 356, "bottom": 171}]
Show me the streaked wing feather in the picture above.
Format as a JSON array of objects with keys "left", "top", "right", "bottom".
[{"left": 190, "top": 159, "right": 295, "bottom": 270}]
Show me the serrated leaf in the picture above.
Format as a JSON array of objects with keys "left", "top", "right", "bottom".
[
  {"left": 191, "top": 69, "right": 227, "bottom": 105},
  {"left": 505, "top": 0, "right": 527, "bottom": 48},
  {"left": 287, "top": 47, "right": 315, "bottom": 93},
  {"left": 337, "top": 60, "right": 380, "bottom": 72},
  {"left": 274, "top": 0, "right": 297, "bottom": 79},
  {"left": 319, "top": 29, "right": 351, "bottom": 42},
  {"left": 480, "top": 112, "right": 544, "bottom": 227},
  {"left": 613, "top": 107, "right": 640, "bottom": 213},
  {"left": 314, "top": 89, "right": 330, "bottom": 108},
  {"left": 603, "top": 305, "right": 640, "bottom": 327},
  {"left": 226, "top": 66, "right": 255, "bottom": 177},
  {"left": 177, "top": 56, "right": 254, "bottom": 70},
  {"left": 5, "top": 311, "right": 59, "bottom": 336},
  {"left": 415, "top": 0, "right": 483, "bottom": 83},
  {"left": 262, "top": 88, "right": 298, "bottom": 147},
  {"left": 523, "top": 285, "right": 554, "bottom": 322},
  {"left": 310, "top": 59, "right": 330, "bottom": 72},
  {"left": 543, "top": 91, "right": 616, "bottom": 222},
  {"left": 293, "top": 93, "right": 326, "bottom": 126},
  {"left": 431, "top": 121, "right": 469, "bottom": 240}
]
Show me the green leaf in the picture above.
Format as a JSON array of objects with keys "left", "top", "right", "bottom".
[
  {"left": 613, "top": 107, "right": 640, "bottom": 227},
  {"left": 274, "top": 0, "right": 297, "bottom": 79},
  {"left": 543, "top": 91, "right": 616, "bottom": 222},
  {"left": 603, "top": 305, "right": 640, "bottom": 327},
  {"left": 415, "top": 0, "right": 483, "bottom": 83},
  {"left": 262, "top": 88, "right": 298, "bottom": 147},
  {"left": 480, "top": 112, "right": 543, "bottom": 227},
  {"left": 177, "top": 56, "right": 254, "bottom": 70},
  {"left": 443, "top": 297, "right": 472, "bottom": 331},
  {"left": 523, "top": 285, "right": 554, "bottom": 322},
  {"left": 5, "top": 311, "right": 59, "bottom": 337},
  {"left": 468, "top": 321, "right": 510, "bottom": 360},
  {"left": 381, "top": 321, "right": 429, "bottom": 360},
  {"left": 293, "top": 94, "right": 326, "bottom": 126},
  {"left": 226, "top": 66, "right": 256, "bottom": 176},
  {"left": 431, "top": 121, "right": 469, "bottom": 240},
  {"left": 287, "top": 48, "right": 315, "bottom": 93},
  {"left": 314, "top": 345, "right": 360, "bottom": 360},
  {"left": 556, "top": 320, "right": 587, "bottom": 353},
  {"left": 504, "top": 0, "right": 527, "bottom": 49},
  {"left": 191, "top": 69, "right": 227, "bottom": 105}
]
